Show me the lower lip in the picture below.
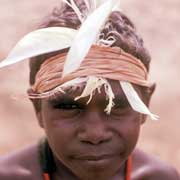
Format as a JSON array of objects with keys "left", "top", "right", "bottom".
[{"left": 74, "top": 155, "right": 118, "bottom": 167}]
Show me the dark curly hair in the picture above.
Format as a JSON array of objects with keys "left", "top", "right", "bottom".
[{"left": 29, "top": 0, "right": 151, "bottom": 86}]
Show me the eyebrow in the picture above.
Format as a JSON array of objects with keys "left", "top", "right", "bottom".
[
  {"left": 48, "top": 95, "right": 76, "bottom": 105},
  {"left": 48, "top": 92, "right": 129, "bottom": 107}
]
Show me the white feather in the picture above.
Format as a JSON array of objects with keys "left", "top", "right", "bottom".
[
  {"left": 74, "top": 76, "right": 115, "bottom": 114},
  {"left": 62, "top": 0, "right": 120, "bottom": 77},
  {"left": 88, "top": 0, "right": 106, "bottom": 11},
  {"left": 104, "top": 80, "right": 115, "bottom": 114},
  {"left": 74, "top": 76, "right": 106, "bottom": 103},
  {"left": 95, "top": 0, "right": 107, "bottom": 8},
  {"left": 0, "top": 27, "right": 77, "bottom": 68},
  {"left": 97, "top": 37, "right": 116, "bottom": 47},
  {"left": 84, "top": 0, "right": 91, "bottom": 11},
  {"left": 89, "top": 0, "right": 96, "bottom": 11},
  {"left": 84, "top": 0, "right": 106, "bottom": 14},
  {"left": 63, "top": 0, "right": 84, "bottom": 23},
  {"left": 120, "top": 81, "right": 159, "bottom": 120}
]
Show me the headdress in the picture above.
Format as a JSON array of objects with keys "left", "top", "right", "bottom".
[{"left": 0, "top": 0, "right": 158, "bottom": 120}]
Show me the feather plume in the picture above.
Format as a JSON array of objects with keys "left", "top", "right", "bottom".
[
  {"left": 120, "top": 81, "right": 159, "bottom": 120},
  {"left": 82, "top": 0, "right": 108, "bottom": 16},
  {"left": 87, "top": 0, "right": 96, "bottom": 12},
  {"left": 75, "top": 76, "right": 106, "bottom": 103},
  {"left": 97, "top": 36, "right": 116, "bottom": 47},
  {"left": 62, "top": 0, "right": 120, "bottom": 77},
  {"left": 84, "top": 0, "right": 91, "bottom": 11},
  {"left": 104, "top": 80, "right": 115, "bottom": 114},
  {"left": 86, "top": 0, "right": 107, "bottom": 12},
  {"left": 95, "top": 0, "right": 107, "bottom": 8},
  {"left": 0, "top": 27, "right": 77, "bottom": 68},
  {"left": 62, "top": 0, "right": 84, "bottom": 23},
  {"left": 74, "top": 76, "right": 115, "bottom": 114}
]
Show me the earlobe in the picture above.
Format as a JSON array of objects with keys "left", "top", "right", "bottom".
[
  {"left": 32, "top": 103, "right": 45, "bottom": 128},
  {"left": 140, "top": 83, "right": 156, "bottom": 124},
  {"left": 27, "top": 93, "right": 44, "bottom": 128},
  {"left": 36, "top": 111, "right": 44, "bottom": 128},
  {"left": 149, "top": 83, "right": 156, "bottom": 96},
  {"left": 144, "top": 83, "right": 156, "bottom": 106},
  {"left": 140, "top": 114, "right": 146, "bottom": 124}
]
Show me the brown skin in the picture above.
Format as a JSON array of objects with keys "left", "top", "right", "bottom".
[
  {"left": 39, "top": 80, "right": 143, "bottom": 180},
  {"left": 0, "top": 80, "right": 179, "bottom": 180}
]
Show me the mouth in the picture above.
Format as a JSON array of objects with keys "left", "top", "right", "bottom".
[
  {"left": 74, "top": 154, "right": 115, "bottom": 161},
  {"left": 71, "top": 154, "right": 120, "bottom": 167}
]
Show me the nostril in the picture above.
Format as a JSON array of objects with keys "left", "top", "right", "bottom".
[{"left": 81, "top": 138, "right": 110, "bottom": 145}]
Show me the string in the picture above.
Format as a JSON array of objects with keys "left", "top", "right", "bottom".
[{"left": 126, "top": 156, "right": 132, "bottom": 180}]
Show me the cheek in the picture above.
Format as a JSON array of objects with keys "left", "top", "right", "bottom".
[
  {"left": 41, "top": 110, "right": 78, "bottom": 161},
  {"left": 122, "top": 121, "right": 140, "bottom": 153},
  {"left": 112, "top": 114, "right": 141, "bottom": 155},
  {"left": 44, "top": 123, "right": 76, "bottom": 165}
]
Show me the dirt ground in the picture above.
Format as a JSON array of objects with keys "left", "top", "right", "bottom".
[{"left": 0, "top": 0, "right": 180, "bottom": 172}]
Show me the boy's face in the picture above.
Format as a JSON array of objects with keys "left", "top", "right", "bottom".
[{"left": 37, "top": 80, "right": 145, "bottom": 179}]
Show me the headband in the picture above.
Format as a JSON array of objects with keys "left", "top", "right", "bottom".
[{"left": 32, "top": 45, "right": 150, "bottom": 93}]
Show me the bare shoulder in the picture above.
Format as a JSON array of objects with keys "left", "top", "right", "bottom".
[
  {"left": 0, "top": 143, "right": 43, "bottom": 180},
  {"left": 132, "top": 148, "right": 180, "bottom": 180}
]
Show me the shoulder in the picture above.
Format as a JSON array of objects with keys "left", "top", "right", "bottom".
[
  {"left": 132, "top": 148, "right": 180, "bottom": 180},
  {"left": 0, "top": 143, "right": 43, "bottom": 180}
]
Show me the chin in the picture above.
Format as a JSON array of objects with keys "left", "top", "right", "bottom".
[
  {"left": 68, "top": 155, "right": 124, "bottom": 180},
  {"left": 72, "top": 168, "right": 116, "bottom": 180}
]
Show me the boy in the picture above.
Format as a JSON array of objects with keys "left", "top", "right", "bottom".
[{"left": 0, "top": 0, "right": 179, "bottom": 179}]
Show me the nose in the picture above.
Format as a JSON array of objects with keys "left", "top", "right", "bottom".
[{"left": 77, "top": 111, "right": 113, "bottom": 145}]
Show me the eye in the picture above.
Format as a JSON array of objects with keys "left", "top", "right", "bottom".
[
  {"left": 50, "top": 101, "right": 84, "bottom": 118},
  {"left": 53, "top": 103, "right": 82, "bottom": 110}
]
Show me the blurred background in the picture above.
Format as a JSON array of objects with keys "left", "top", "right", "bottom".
[{"left": 0, "top": 0, "right": 179, "bottom": 171}]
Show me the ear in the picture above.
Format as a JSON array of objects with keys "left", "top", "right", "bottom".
[
  {"left": 36, "top": 110, "right": 44, "bottom": 128},
  {"left": 144, "top": 82, "right": 156, "bottom": 106},
  {"left": 29, "top": 98, "right": 44, "bottom": 128},
  {"left": 140, "top": 114, "right": 146, "bottom": 124},
  {"left": 140, "top": 83, "right": 156, "bottom": 124}
]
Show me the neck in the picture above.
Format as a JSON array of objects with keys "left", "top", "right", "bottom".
[{"left": 52, "top": 157, "right": 79, "bottom": 180}]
